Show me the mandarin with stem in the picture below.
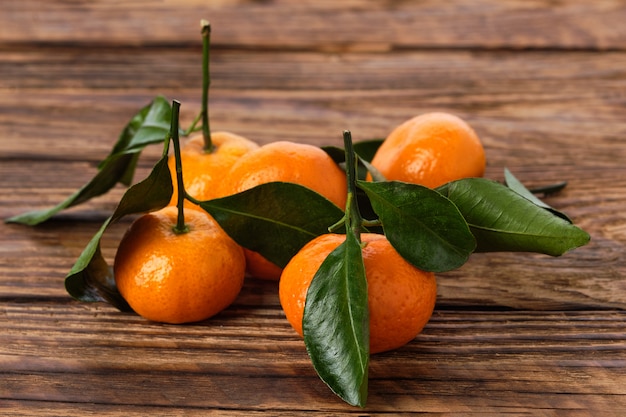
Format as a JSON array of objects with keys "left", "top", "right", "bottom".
[
  {"left": 114, "top": 206, "right": 245, "bottom": 324},
  {"left": 167, "top": 132, "right": 258, "bottom": 209},
  {"left": 279, "top": 232, "right": 437, "bottom": 354},
  {"left": 115, "top": 99, "right": 246, "bottom": 324}
]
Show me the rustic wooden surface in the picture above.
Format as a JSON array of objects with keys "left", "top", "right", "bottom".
[{"left": 1, "top": 1, "right": 626, "bottom": 415}]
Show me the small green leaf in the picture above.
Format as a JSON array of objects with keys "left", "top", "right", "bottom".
[
  {"left": 199, "top": 182, "right": 345, "bottom": 268},
  {"left": 322, "top": 139, "right": 383, "bottom": 164},
  {"left": 6, "top": 153, "right": 137, "bottom": 226},
  {"left": 353, "top": 139, "right": 383, "bottom": 163},
  {"left": 322, "top": 140, "right": 384, "bottom": 181},
  {"left": 64, "top": 149, "right": 173, "bottom": 310},
  {"left": 108, "top": 95, "right": 174, "bottom": 157},
  {"left": 358, "top": 180, "right": 476, "bottom": 272},
  {"left": 119, "top": 153, "right": 142, "bottom": 187},
  {"left": 321, "top": 145, "right": 345, "bottom": 165},
  {"left": 64, "top": 218, "right": 128, "bottom": 308},
  {"left": 437, "top": 178, "right": 591, "bottom": 255},
  {"left": 6, "top": 96, "right": 172, "bottom": 226},
  {"left": 303, "top": 230, "right": 369, "bottom": 407},
  {"left": 504, "top": 168, "right": 572, "bottom": 222}
]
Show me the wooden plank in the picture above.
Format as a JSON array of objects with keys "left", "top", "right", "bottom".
[
  {"left": 2, "top": 0, "right": 626, "bottom": 50},
  {"left": 2, "top": 48, "right": 626, "bottom": 162},
  {"left": 4, "top": 46, "right": 626, "bottom": 93},
  {"left": 4, "top": 85, "right": 626, "bottom": 165},
  {"left": 1, "top": 179, "right": 625, "bottom": 309},
  {"left": 1, "top": 303, "right": 625, "bottom": 414}
]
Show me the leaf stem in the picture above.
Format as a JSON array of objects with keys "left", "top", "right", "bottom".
[
  {"left": 361, "top": 219, "right": 382, "bottom": 229},
  {"left": 183, "top": 111, "right": 203, "bottom": 136},
  {"left": 343, "top": 130, "right": 363, "bottom": 241},
  {"left": 201, "top": 19, "right": 213, "bottom": 152},
  {"left": 170, "top": 100, "right": 190, "bottom": 234}
]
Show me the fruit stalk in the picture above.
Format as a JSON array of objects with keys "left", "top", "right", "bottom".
[
  {"left": 170, "top": 100, "right": 189, "bottom": 234},
  {"left": 201, "top": 19, "right": 213, "bottom": 152}
]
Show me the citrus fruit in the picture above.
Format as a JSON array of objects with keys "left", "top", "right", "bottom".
[
  {"left": 114, "top": 206, "right": 246, "bottom": 324},
  {"left": 243, "top": 249, "right": 284, "bottom": 281},
  {"left": 279, "top": 233, "right": 437, "bottom": 354},
  {"left": 220, "top": 141, "right": 348, "bottom": 280},
  {"left": 167, "top": 131, "right": 259, "bottom": 209},
  {"left": 369, "top": 112, "right": 486, "bottom": 188}
]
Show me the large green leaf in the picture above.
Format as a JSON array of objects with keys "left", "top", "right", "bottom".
[
  {"left": 303, "top": 230, "right": 369, "bottom": 407},
  {"left": 6, "top": 96, "right": 172, "bottom": 226},
  {"left": 199, "top": 182, "right": 345, "bottom": 268},
  {"left": 358, "top": 180, "right": 476, "bottom": 272},
  {"left": 437, "top": 178, "right": 590, "bottom": 255},
  {"left": 64, "top": 148, "right": 173, "bottom": 310}
]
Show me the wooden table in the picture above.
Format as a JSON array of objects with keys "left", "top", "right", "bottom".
[{"left": 2, "top": 1, "right": 626, "bottom": 415}]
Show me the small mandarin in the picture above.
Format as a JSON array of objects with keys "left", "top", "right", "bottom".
[
  {"left": 167, "top": 132, "right": 259, "bottom": 209},
  {"left": 243, "top": 249, "right": 284, "bottom": 281},
  {"left": 114, "top": 206, "right": 245, "bottom": 324},
  {"left": 370, "top": 112, "right": 486, "bottom": 188},
  {"left": 279, "top": 233, "right": 437, "bottom": 354},
  {"left": 220, "top": 141, "right": 348, "bottom": 280}
]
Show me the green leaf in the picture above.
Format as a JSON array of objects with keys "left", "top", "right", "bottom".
[
  {"left": 6, "top": 153, "right": 138, "bottom": 226},
  {"left": 108, "top": 95, "right": 174, "bottom": 157},
  {"left": 358, "top": 180, "right": 476, "bottom": 272},
  {"left": 323, "top": 139, "right": 382, "bottom": 161},
  {"left": 64, "top": 149, "right": 173, "bottom": 310},
  {"left": 437, "top": 178, "right": 591, "bottom": 255},
  {"left": 303, "top": 230, "right": 369, "bottom": 407},
  {"left": 199, "top": 182, "right": 345, "bottom": 268},
  {"left": 64, "top": 218, "right": 127, "bottom": 308},
  {"left": 504, "top": 168, "right": 572, "bottom": 222},
  {"left": 6, "top": 96, "right": 172, "bottom": 226},
  {"left": 119, "top": 152, "right": 142, "bottom": 187},
  {"left": 322, "top": 140, "right": 384, "bottom": 181},
  {"left": 321, "top": 145, "right": 345, "bottom": 165},
  {"left": 353, "top": 139, "right": 383, "bottom": 163}
]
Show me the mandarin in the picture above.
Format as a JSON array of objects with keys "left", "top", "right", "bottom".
[
  {"left": 220, "top": 141, "right": 348, "bottom": 280},
  {"left": 369, "top": 112, "right": 486, "bottom": 188},
  {"left": 279, "top": 233, "right": 437, "bottom": 354},
  {"left": 167, "top": 132, "right": 259, "bottom": 209},
  {"left": 114, "top": 206, "right": 245, "bottom": 324}
]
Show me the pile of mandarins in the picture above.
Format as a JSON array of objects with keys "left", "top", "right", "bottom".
[{"left": 114, "top": 111, "right": 485, "bottom": 354}]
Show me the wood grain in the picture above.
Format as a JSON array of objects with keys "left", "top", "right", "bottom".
[
  {"left": 3, "top": 0, "right": 626, "bottom": 50},
  {"left": 2, "top": 0, "right": 625, "bottom": 415},
  {"left": 2, "top": 301, "right": 626, "bottom": 414},
  {"left": 2, "top": 47, "right": 625, "bottom": 165}
]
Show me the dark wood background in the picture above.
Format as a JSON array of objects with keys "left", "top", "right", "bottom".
[{"left": 1, "top": 1, "right": 625, "bottom": 415}]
